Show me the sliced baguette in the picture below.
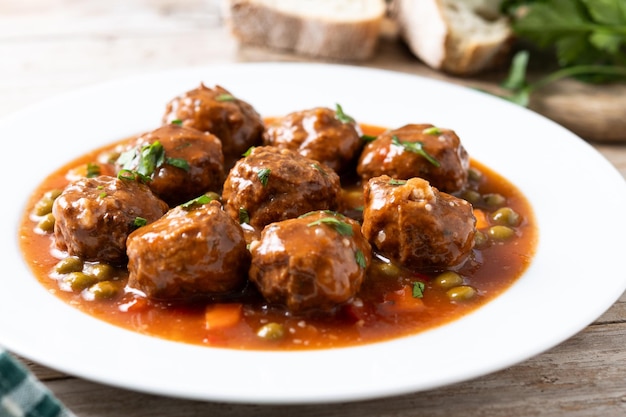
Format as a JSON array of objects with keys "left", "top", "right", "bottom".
[
  {"left": 392, "top": 0, "right": 512, "bottom": 75},
  {"left": 223, "top": 0, "right": 386, "bottom": 61}
]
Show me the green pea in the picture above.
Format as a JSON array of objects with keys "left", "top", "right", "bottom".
[
  {"left": 467, "top": 168, "right": 483, "bottom": 182},
  {"left": 257, "top": 323, "right": 285, "bottom": 341},
  {"left": 491, "top": 207, "right": 521, "bottom": 226},
  {"left": 372, "top": 261, "right": 401, "bottom": 278},
  {"left": 55, "top": 256, "right": 83, "bottom": 274},
  {"left": 36, "top": 213, "right": 55, "bottom": 233},
  {"left": 446, "top": 285, "right": 477, "bottom": 301},
  {"left": 33, "top": 189, "right": 62, "bottom": 216},
  {"left": 483, "top": 193, "right": 506, "bottom": 207},
  {"left": 88, "top": 263, "right": 117, "bottom": 281},
  {"left": 87, "top": 281, "right": 122, "bottom": 300},
  {"left": 433, "top": 271, "right": 464, "bottom": 290},
  {"left": 63, "top": 272, "right": 99, "bottom": 292},
  {"left": 474, "top": 230, "right": 488, "bottom": 247},
  {"left": 488, "top": 225, "right": 515, "bottom": 240},
  {"left": 461, "top": 190, "right": 482, "bottom": 205}
]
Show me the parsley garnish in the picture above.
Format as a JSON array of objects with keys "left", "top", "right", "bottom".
[
  {"left": 307, "top": 217, "right": 353, "bottom": 236},
  {"left": 86, "top": 163, "right": 101, "bottom": 178},
  {"left": 311, "top": 163, "right": 328, "bottom": 177},
  {"left": 116, "top": 141, "right": 190, "bottom": 180},
  {"left": 422, "top": 127, "right": 442, "bottom": 135},
  {"left": 133, "top": 217, "right": 147, "bottom": 228},
  {"left": 166, "top": 157, "right": 190, "bottom": 172},
  {"left": 242, "top": 146, "right": 255, "bottom": 157},
  {"left": 391, "top": 135, "right": 440, "bottom": 167},
  {"left": 355, "top": 249, "right": 367, "bottom": 269},
  {"left": 170, "top": 119, "right": 183, "bottom": 126},
  {"left": 361, "top": 134, "right": 378, "bottom": 142},
  {"left": 257, "top": 168, "right": 271, "bottom": 186},
  {"left": 388, "top": 179, "right": 407, "bottom": 186},
  {"left": 335, "top": 103, "right": 355, "bottom": 124},
  {"left": 180, "top": 194, "right": 212, "bottom": 208},
  {"left": 412, "top": 281, "right": 425, "bottom": 298},
  {"left": 216, "top": 93, "right": 235, "bottom": 102},
  {"left": 239, "top": 207, "right": 250, "bottom": 224}
]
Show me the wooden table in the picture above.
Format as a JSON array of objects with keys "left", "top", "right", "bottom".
[{"left": 2, "top": 1, "right": 626, "bottom": 416}]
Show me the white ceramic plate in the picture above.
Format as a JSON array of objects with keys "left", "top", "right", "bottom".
[{"left": 1, "top": 63, "right": 625, "bottom": 404}]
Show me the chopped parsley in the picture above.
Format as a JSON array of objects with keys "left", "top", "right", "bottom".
[
  {"left": 257, "top": 168, "right": 271, "bottom": 187},
  {"left": 180, "top": 194, "right": 213, "bottom": 208},
  {"left": 133, "top": 217, "right": 148, "bottom": 228},
  {"left": 86, "top": 163, "right": 101, "bottom": 178},
  {"left": 216, "top": 93, "right": 235, "bottom": 102},
  {"left": 422, "top": 126, "right": 442, "bottom": 135},
  {"left": 355, "top": 249, "right": 367, "bottom": 269},
  {"left": 335, "top": 103, "right": 355, "bottom": 124},
  {"left": 239, "top": 207, "right": 250, "bottom": 224},
  {"left": 116, "top": 140, "right": 190, "bottom": 181},
  {"left": 311, "top": 163, "right": 328, "bottom": 177},
  {"left": 388, "top": 179, "right": 407, "bottom": 186},
  {"left": 391, "top": 135, "right": 440, "bottom": 167},
  {"left": 361, "top": 134, "right": 378, "bottom": 142},
  {"left": 242, "top": 146, "right": 255, "bottom": 157},
  {"left": 412, "top": 281, "right": 425, "bottom": 298},
  {"left": 170, "top": 119, "right": 183, "bottom": 126},
  {"left": 307, "top": 216, "right": 353, "bottom": 236}
]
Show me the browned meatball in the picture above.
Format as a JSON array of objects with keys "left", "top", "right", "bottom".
[
  {"left": 263, "top": 106, "right": 362, "bottom": 173},
  {"left": 162, "top": 84, "right": 264, "bottom": 167},
  {"left": 53, "top": 176, "right": 168, "bottom": 265},
  {"left": 361, "top": 176, "right": 476, "bottom": 270},
  {"left": 249, "top": 211, "right": 371, "bottom": 314},
  {"left": 357, "top": 124, "right": 469, "bottom": 193},
  {"left": 222, "top": 146, "right": 342, "bottom": 230},
  {"left": 126, "top": 200, "right": 249, "bottom": 300},
  {"left": 117, "top": 124, "right": 224, "bottom": 207}
]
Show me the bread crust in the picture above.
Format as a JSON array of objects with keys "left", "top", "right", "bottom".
[{"left": 225, "top": 0, "right": 385, "bottom": 61}]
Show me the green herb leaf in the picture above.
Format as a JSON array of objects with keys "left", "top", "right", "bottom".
[
  {"left": 242, "top": 146, "right": 255, "bottom": 157},
  {"left": 257, "top": 168, "right": 271, "bottom": 187},
  {"left": 86, "top": 163, "right": 101, "bottom": 178},
  {"left": 216, "top": 93, "right": 235, "bottom": 102},
  {"left": 412, "top": 281, "right": 425, "bottom": 298},
  {"left": 180, "top": 194, "right": 212, "bottom": 208},
  {"left": 388, "top": 179, "right": 407, "bottom": 186},
  {"left": 361, "top": 134, "right": 378, "bottom": 142},
  {"left": 307, "top": 216, "right": 354, "bottom": 236},
  {"left": 311, "top": 163, "right": 328, "bottom": 177},
  {"left": 355, "top": 249, "right": 367, "bottom": 269},
  {"left": 170, "top": 119, "right": 183, "bottom": 126},
  {"left": 133, "top": 217, "right": 147, "bottom": 228},
  {"left": 166, "top": 157, "right": 190, "bottom": 172},
  {"left": 391, "top": 136, "right": 440, "bottom": 167},
  {"left": 239, "top": 207, "right": 250, "bottom": 224},
  {"left": 422, "top": 126, "right": 442, "bottom": 135},
  {"left": 335, "top": 103, "right": 355, "bottom": 124}
]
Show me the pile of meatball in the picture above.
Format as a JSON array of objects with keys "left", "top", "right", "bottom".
[{"left": 51, "top": 84, "right": 476, "bottom": 315}]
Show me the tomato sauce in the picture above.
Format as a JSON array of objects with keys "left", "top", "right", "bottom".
[{"left": 18, "top": 124, "right": 538, "bottom": 350}]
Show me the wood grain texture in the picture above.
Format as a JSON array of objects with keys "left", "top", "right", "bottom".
[{"left": 2, "top": 1, "right": 626, "bottom": 416}]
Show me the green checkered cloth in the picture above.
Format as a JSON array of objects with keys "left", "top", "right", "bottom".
[{"left": 0, "top": 349, "right": 74, "bottom": 417}]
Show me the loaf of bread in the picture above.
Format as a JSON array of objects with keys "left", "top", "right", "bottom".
[
  {"left": 391, "top": 0, "right": 512, "bottom": 75},
  {"left": 223, "top": 0, "right": 386, "bottom": 61}
]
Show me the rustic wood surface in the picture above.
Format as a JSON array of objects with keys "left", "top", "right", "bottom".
[{"left": 2, "top": 1, "right": 626, "bottom": 416}]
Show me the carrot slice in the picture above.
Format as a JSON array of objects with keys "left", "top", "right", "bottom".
[
  {"left": 205, "top": 303, "right": 243, "bottom": 330},
  {"left": 383, "top": 285, "right": 425, "bottom": 313},
  {"left": 473, "top": 209, "right": 489, "bottom": 229}
]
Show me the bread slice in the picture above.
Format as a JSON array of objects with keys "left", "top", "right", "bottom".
[
  {"left": 223, "top": 0, "right": 386, "bottom": 61},
  {"left": 392, "top": 0, "right": 512, "bottom": 75}
]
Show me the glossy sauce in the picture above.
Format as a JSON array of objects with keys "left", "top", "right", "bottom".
[{"left": 19, "top": 124, "right": 538, "bottom": 350}]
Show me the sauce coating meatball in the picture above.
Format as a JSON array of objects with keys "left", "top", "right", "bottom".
[
  {"left": 249, "top": 211, "right": 372, "bottom": 314},
  {"left": 162, "top": 84, "right": 264, "bottom": 167},
  {"left": 362, "top": 176, "right": 476, "bottom": 270},
  {"left": 117, "top": 124, "right": 225, "bottom": 207},
  {"left": 357, "top": 124, "right": 469, "bottom": 193},
  {"left": 126, "top": 200, "right": 249, "bottom": 300},
  {"left": 222, "top": 146, "right": 342, "bottom": 230},
  {"left": 263, "top": 106, "right": 362, "bottom": 173},
  {"left": 52, "top": 176, "right": 168, "bottom": 265}
]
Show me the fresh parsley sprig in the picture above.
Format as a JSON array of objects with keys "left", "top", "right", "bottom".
[{"left": 391, "top": 136, "right": 440, "bottom": 167}]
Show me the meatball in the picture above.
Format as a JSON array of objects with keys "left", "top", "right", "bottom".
[
  {"left": 357, "top": 124, "right": 469, "bottom": 193},
  {"left": 117, "top": 124, "right": 225, "bottom": 207},
  {"left": 162, "top": 84, "right": 264, "bottom": 167},
  {"left": 53, "top": 176, "right": 168, "bottom": 265},
  {"left": 126, "top": 200, "right": 249, "bottom": 300},
  {"left": 361, "top": 176, "right": 476, "bottom": 270},
  {"left": 263, "top": 106, "right": 362, "bottom": 173},
  {"left": 222, "top": 146, "right": 342, "bottom": 230},
  {"left": 249, "top": 211, "right": 371, "bottom": 314}
]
